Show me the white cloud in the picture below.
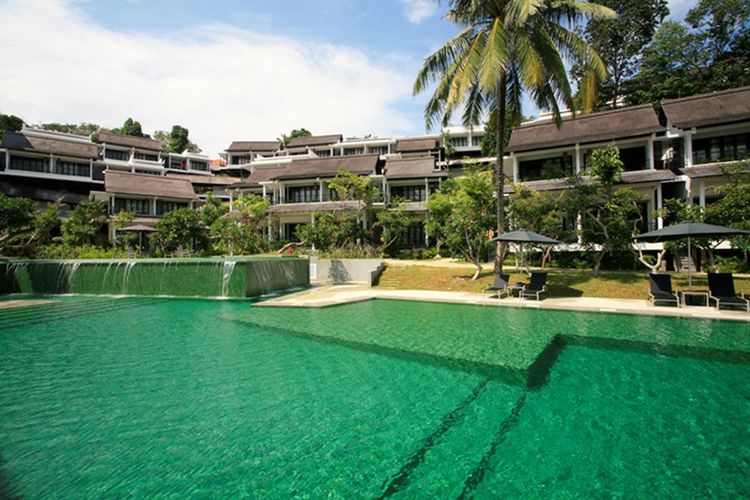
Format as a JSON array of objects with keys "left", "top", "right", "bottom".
[
  {"left": 0, "top": 0, "right": 418, "bottom": 156},
  {"left": 399, "top": 0, "right": 437, "bottom": 23}
]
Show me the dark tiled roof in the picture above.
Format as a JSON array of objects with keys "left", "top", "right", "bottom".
[
  {"left": 233, "top": 165, "right": 290, "bottom": 188},
  {"left": 681, "top": 162, "right": 750, "bottom": 178},
  {"left": 286, "top": 134, "right": 342, "bottom": 148},
  {"left": 509, "top": 169, "right": 677, "bottom": 193},
  {"left": 384, "top": 158, "right": 446, "bottom": 179},
  {"left": 164, "top": 172, "right": 243, "bottom": 186},
  {"left": 662, "top": 86, "right": 750, "bottom": 128},
  {"left": 105, "top": 171, "right": 196, "bottom": 199},
  {"left": 395, "top": 137, "right": 439, "bottom": 153},
  {"left": 97, "top": 131, "right": 163, "bottom": 151},
  {"left": 268, "top": 201, "right": 364, "bottom": 213},
  {"left": 506, "top": 105, "right": 664, "bottom": 153},
  {"left": 2, "top": 132, "right": 99, "bottom": 159},
  {"left": 226, "top": 141, "right": 280, "bottom": 152},
  {"left": 272, "top": 155, "right": 380, "bottom": 180}
]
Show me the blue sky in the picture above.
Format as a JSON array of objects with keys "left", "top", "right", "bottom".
[{"left": 0, "top": 0, "right": 697, "bottom": 156}]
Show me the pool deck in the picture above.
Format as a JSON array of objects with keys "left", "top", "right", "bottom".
[
  {"left": 258, "top": 285, "right": 750, "bottom": 322},
  {"left": 0, "top": 299, "right": 55, "bottom": 310}
]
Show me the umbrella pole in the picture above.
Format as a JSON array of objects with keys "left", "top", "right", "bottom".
[{"left": 688, "top": 236, "right": 693, "bottom": 290}]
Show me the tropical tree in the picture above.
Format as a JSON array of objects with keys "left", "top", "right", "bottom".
[
  {"left": 150, "top": 208, "right": 206, "bottom": 256},
  {"left": 116, "top": 117, "right": 145, "bottom": 137},
  {"left": 507, "top": 184, "right": 565, "bottom": 267},
  {"left": 61, "top": 200, "right": 108, "bottom": 247},
  {"left": 426, "top": 168, "right": 495, "bottom": 279},
  {"left": 209, "top": 194, "right": 269, "bottom": 255},
  {"left": 0, "top": 193, "right": 36, "bottom": 255},
  {"left": 414, "top": 0, "right": 614, "bottom": 272},
  {"left": 0, "top": 114, "right": 24, "bottom": 135},
  {"left": 278, "top": 128, "right": 312, "bottom": 147},
  {"left": 374, "top": 201, "right": 418, "bottom": 256}
]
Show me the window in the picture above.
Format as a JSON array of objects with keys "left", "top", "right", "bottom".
[
  {"left": 519, "top": 155, "right": 574, "bottom": 181},
  {"left": 134, "top": 169, "right": 161, "bottom": 175},
  {"left": 231, "top": 155, "right": 250, "bottom": 165},
  {"left": 315, "top": 149, "right": 331, "bottom": 157},
  {"left": 369, "top": 145, "right": 389, "bottom": 155},
  {"left": 343, "top": 147, "right": 364, "bottom": 156},
  {"left": 190, "top": 161, "right": 208, "bottom": 171},
  {"left": 471, "top": 136, "right": 483, "bottom": 147},
  {"left": 170, "top": 158, "right": 187, "bottom": 170},
  {"left": 398, "top": 221, "right": 425, "bottom": 249},
  {"left": 156, "top": 200, "right": 187, "bottom": 215},
  {"left": 619, "top": 146, "right": 647, "bottom": 171},
  {"left": 391, "top": 185, "right": 426, "bottom": 202},
  {"left": 105, "top": 149, "right": 130, "bottom": 161},
  {"left": 0, "top": 152, "right": 5, "bottom": 171},
  {"left": 55, "top": 159, "right": 90, "bottom": 177},
  {"left": 692, "top": 133, "right": 750, "bottom": 165},
  {"left": 9, "top": 155, "right": 49, "bottom": 173},
  {"left": 134, "top": 151, "right": 159, "bottom": 162},
  {"left": 114, "top": 198, "right": 151, "bottom": 215},
  {"left": 286, "top": 185, "right": 319, "bottom": 203},
  {"left": 450, "top": 137, "right": 468, "bottom": 148}
]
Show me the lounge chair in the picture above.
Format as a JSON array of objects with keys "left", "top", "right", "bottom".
[
  {"left": 519, "top": 272, "right": 548, "bottom": 301},
  {"left": 708, "top": 273, "right": 749, "bottom": 313},
  {"left": 648, "top": 273, "right": 679, "bottom": 307},
  {"left": 483, "top": 273, "right": 511, "bottom": 298}
]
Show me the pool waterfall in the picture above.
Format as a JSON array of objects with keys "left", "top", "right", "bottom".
[{"left": 0, "top": 257, "right": 309, "bottom": 298}]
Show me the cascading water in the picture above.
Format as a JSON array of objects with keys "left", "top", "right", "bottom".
[
  {"left": 122, "top": 262, "right": 136, "bottom": 295},
  {"left": 65, "top": 262, "right": 81, "bottom": 292},
  {"left": 221, "top": 261, "right": 237, "bottom": 298}
]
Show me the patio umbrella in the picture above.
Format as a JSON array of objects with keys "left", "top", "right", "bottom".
[
  {"left": 120, "top": 224, "right": 156, "bottom": 249},
  {"left": 633, "top": 221, "right": 750, "bottom": 288},
  {"left": 491, "top": 229, "right": 559, "bottom": 271}
]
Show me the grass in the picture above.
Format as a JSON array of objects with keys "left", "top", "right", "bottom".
[{"left": 376, "top": 265, "right": 750, "bottom": 300}]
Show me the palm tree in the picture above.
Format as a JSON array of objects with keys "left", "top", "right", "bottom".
[{"left": 415, "top": 0, "right": 615, "bottom": 272}]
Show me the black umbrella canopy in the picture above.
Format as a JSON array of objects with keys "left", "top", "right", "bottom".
[
  {"left": 492, "top": 229, "right": 559, "bottom": 245},
  {"left": 633, "top": 221, "right": 750, "bottom": 242}
]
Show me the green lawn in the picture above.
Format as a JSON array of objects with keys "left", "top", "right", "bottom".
[{"left": 377, "top": 266, "right": 750, "bottom": 300}]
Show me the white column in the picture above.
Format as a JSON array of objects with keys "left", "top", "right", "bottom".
[
  {"left": 574, "top": 145, "right": 582, "bottom": 174},
  {"left": 656, "top": 184, "right": 664, "bottom": 229},
  {"left": 699, "top": 181, "right": 706, "bottom": 208},
  {"left": 684, "top": 133, "right": 693, "bottom": 168},
  {"left": 647, "top": 136, "right": 655, "bottom": 170},
  {"left": 49, "top": 154, "right": 54, "bottom": 174},
  {"left": 319, "top": 179, "right": 323, "bottom": 202},
  {"left": 229, "top": 190, "right": 234, "bottom": 211},
  {"left": 512, "top": 155, "right": 519, "bottom": 182},
  {"left": 424, "top": 178, "right": 429, "bottom": 201},
  {"left": 152, "top": 197, "right": 157, "bottom": 216}
]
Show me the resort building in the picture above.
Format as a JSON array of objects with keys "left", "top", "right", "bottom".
[{"left": 1, "top": 85, "right": 748, "bottom": 247}]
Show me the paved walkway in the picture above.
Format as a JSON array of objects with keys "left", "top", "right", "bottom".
[
  {"left": 258, "top": 285, "right": 750, "bottom": 322},
  {"left": 0, "top": 299, "right": 55, "bottom": 310}
]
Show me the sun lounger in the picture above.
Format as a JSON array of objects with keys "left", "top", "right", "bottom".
[
  {"left": 519, "top": 272, "right": 548, "bottom": 301},
  {"left": 648, "top": 273, "right": 679, "bottom": 307},
  {"left": 483, "top": 273, "right": 511, "bottom": 298},
  {"left": 708, "top": 273, "right": 749, "bottom": 313}
]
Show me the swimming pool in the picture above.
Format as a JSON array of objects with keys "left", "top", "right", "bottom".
[{"left": 1, "top": 297, "right": 748, "bottom": 497}]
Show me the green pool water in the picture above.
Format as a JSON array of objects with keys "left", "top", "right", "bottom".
[{"left": 0, "top": 297, "right": 748, "bottom": 497}]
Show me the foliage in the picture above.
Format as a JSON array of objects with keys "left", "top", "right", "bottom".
[
  {"left": 328, "top": 169, "right": 375, "bottom": 204},
  {"left": 374, "top": 202, "right": 417, "bottom": 256},
  {"left": 161, "top": 124, "right": 201, "bottom": 153},
  {"left": 579, "top": 0, "right": 669, "bottom": 108},
  {"left": 441, "top": 131, "right": 456, "bottom": 157},
  {"left": 116, "top": 117, "right": 145, "bottom": 137},
  {"left": 426, "top": 169, "right": 495, "bottom": 279},
  {"left": 111, "top": 211, "right": 139, "bottom": 251},
  {"left": 507, "top": 185, "right": 566, "bottom": 267},
  {"left": 34, "top": 202, "right": 61, "bottom": 246},
  {"left": 60, "top": 200, "right": 107, "bottom": 247},
  {"left": 150, "top": 208, "right": 206, "bottom": 256},
  {"left": 209, "top": 194, "right": 268, "bottom": 255},
  {"left": 199, "top": 194, "right": 229, "bottom": 227},
  {"left": 413, "top": 0, "right": 614, "bottom": 271},
  {"left": 296, "top": 212, "right": 338, "bottom": 252},
  {"left": 36, "top": 244, "right": 129, "bottom": 260},
  {"left": 705, "top": 163, "right": 750, "bottom": 252},
  {"left": 0, "top": 114, "right": 24, "bottom": 135},
  {"left": 39, "top": 122, "right": 100, "bottom": 137},
  {"left": 588, "top": 144, "right": 624, "bottom": 196},
  {"left": 0, "top": 192, "right": 36, "bottom": 256},
  {"left": 278, "top": 128, "right": 312, "bottom": 147},
  {"left": 480, "top": 108, "right": 523, "bottom": 157}
]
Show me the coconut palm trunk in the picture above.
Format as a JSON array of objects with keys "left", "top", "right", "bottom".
[{"left": 494, "top": 73, "right": 507, "bottom": 273}]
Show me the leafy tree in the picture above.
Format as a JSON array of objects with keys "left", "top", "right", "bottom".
[
  {"left": 480, "top": 108, "right": 524, "bottom": 157},
  {"left": 0, "top": 114, "right": 24, "bottom": 136},
  {"left": 0, "top": 193, "right": 36, "bottom": 255},
  {"left": 374, "top": 201, "right": 417, "bottom": 256},
  {"left": 685, "top": 0, "right": 750, "bottom": 58},
  {"left": 150, "top": 208, "right": 206, "bottom": 256},
  {"left": 209, "top": 194, "right": 268, "bottom": 255},
  {"left": 562, "top": 146, "right": 641, "bottom": 274},
  {"left": 705, "top": 163, "right": 750, "bottom": 256},
  {"left": 34, "top": 202, "right": 61, "bottom": 246},
  {"left": 507, "top": 185, "right": 565, "bottom": 267},
  {"left": 116, "top": 117, "right": 145, "bottom": 137},
  {"left": 414, "top": 0, "right": 614, "bottom": 273},
  {"left": 199, "top": 194, "right": 229, "bottom": 227},
  {"left": 278, "top": 128, "right": 312, "bottom": 147},
  {"left": 580, "top": 0, "right": 668, "bottom": 108},
  {"left": 328, "top": 169, "right": 375, "bottom": 204},
  {"left": 111, "top": 210, "right": 139, "bottom": 251},
  {"left": 426, "top": 168, "right": 495, "bottom": 279},
  {"left": 154, "top": 127, "right": 201, "bottom": 153},
  {"left": 296, "top": 212, "right": 338, "bottom": 252},
  {"left": 60, "top": 200, "right": 107, "bottom": 247}
]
